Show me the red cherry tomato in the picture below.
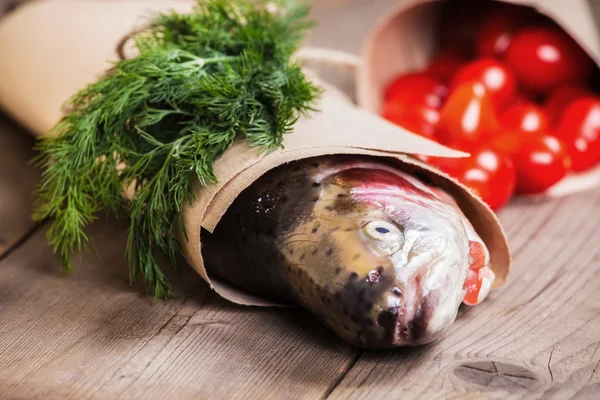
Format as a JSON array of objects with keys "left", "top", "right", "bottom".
[
  {"left": 433, "top": 147, "right": 516, "bottom": 211},
  {"left": 555, "top": 97, "right": 600, "bottom": 171},
  {"left": 505, "top": 27, "right": 594, "bottom": 95},
  {"left": 512, "top": 134, "right": 571, "bottom": 194},
  {"left": 500, "top": 91, "right": 531, "bottom": 112},
  {"left": 544, "top": 85, "right": 591, "bottom": 125},
  {"left": 384, "top": 72, "right": 447, "bottom": 109},
  {"left": 381, "top": 100, "right": 440, "bottom": 140},
  {"left": 438, "top": 0, "right": 497, "bottom": 55},
  {"left": 425, "top": 50, "right": 465, "bottom": 84},
  {"left": 475, "top": 4, "right": 537, "bottom": 58},
  {"left": 489, "top": 129, "right": 524, "bottom": 155},
  {"left": 436, "top": 81, "right": 500, "bottom": 146},
  {"left": 500, "top": 102, "right": 551, "bottom": 134},
  {"left": 451, "top": 59, "right": 517, "bottom": 111}
]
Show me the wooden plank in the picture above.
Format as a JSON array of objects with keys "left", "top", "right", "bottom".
[
  {"left": 0, "top": 113, "right": 40, "bottom": 255},
  {"left": 0, "top": 219, "right": 356, "bottom": 399},
  {"left": 326, "top": 190, "right": 600, "bottom": 399}
]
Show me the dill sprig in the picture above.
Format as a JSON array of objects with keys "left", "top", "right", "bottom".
[{"left": 32, "top": 0, "right": 321, "bottom": 299}]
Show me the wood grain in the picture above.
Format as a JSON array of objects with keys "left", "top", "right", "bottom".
[
  {"left": 0, "top": 219, "right": 356, "bottom": 400},
  {"left": 0, "top": 113, "right": 40, "bottom": 255}
]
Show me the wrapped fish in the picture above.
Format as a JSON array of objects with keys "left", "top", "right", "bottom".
[{"left": 202, "top": 155, "right": 496, "bottom": 347}]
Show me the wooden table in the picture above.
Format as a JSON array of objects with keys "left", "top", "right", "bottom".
[{"left": 1, "top": 1, "right": 599, "bottom": 399}]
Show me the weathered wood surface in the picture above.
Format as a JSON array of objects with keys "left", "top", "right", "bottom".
[
  {"left": 0, "top": 1, "right": 599, "bottom": 399},
  {"left": 0, "top": 115, "right": 39, "bottom": 255},
  {"left": 0, "top": 219, "right": 356, "bottom": 399}
]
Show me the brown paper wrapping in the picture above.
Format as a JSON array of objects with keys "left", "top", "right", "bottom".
[
  {"left": 355, "top": 0, "right": 600, "bottom": 199},
  {"left": 0, "top": 0, "right": 510, "bottom": 306},
  {"left": 0, "top": 0, "right": 196, "bottom": 135}
]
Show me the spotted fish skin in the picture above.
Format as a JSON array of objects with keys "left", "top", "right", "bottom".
[{"left": 202, "top": 155, "right": 492, "bottom": 348}]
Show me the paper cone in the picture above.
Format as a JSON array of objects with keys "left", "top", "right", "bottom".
[
  {"left": 0, "top": 0, "right": 510, "bottom": 306},
  {"left": 357, "top": 0, "right": 600, "bottom": 199}
]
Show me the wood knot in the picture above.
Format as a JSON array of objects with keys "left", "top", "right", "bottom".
[{"left": 453, "top": 360, "right": 541, "bottom": 392}]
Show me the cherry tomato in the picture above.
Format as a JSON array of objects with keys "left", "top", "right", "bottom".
[
  {"left": 489, "top": 129, "right": 523, "bottom": 155},
  {"left": 438, "top": 0, "right": 497, "bottom": 55},
  {"left": 512, "top": 134, "right": 571, "bottom": 194},
  {"left": 384, "top": 72, "right": 447, "bottom": 109},
  {"left": 501, "top": 92, "right": 530, "bottom": 113},
  {"left": 555, "top": 97, "right": 600, "bottom": 171},
  {"left": 544, "top": 85, "right": 591, "bottom": 125},
  {"left": 475, "top": 4, "right": 537, "bottom": 59},
  {"left": 425, "top": 50, "right": 465, "bottom": 84},
  {"left": 500, "top": 102, "right": 551, "bottom": 134},
  {"left": 433, "top": 147, "right": 516, "bottom": 211},
  {"left": 381, "top": 99, "right": 440, "bottom": 140},
  {"left": 451, "top": 59, "right": 517, "bottom": 110},
  {"left": 436, "top": 81, "right": 500, "bottom": 146},
  {"left": 505, "top": 27, "right": 594, "bottom": 95}
]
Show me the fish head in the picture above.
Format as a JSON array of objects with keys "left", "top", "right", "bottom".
[{"left": 282, "top": 160, "right": 492, "bottom": 348}]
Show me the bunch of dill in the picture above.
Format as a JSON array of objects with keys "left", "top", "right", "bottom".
[{"left": 33, "top": 0, "right": 321, "bottom": 299}]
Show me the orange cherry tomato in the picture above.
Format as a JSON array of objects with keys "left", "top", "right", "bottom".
[
  {"left": 381, "top": 99, "right": 440, "bottom": 140},
  {"left": 384, "top": 72, "right": 447, "bottom": 109},
  {"left": 505, "top": 27, "right": 594, "bottom": 95},
  {"left": 433, "top": 147, "right": 516, "bottom": 211},
  {"left": 451, "top": 59, "right": 517, "bottom": 111},
  {"left": 500, "top": 102, "right": 551, "bottom": 134},
  {"left": 555, "top": 97, "right": 600, "bottom": 171},
  {"left": 512, "top": 134, "right": 571, "bottom": 194},
  {"left": 425, "top": 50, "right": 466, "bottom": 84},
  {"left": 475, "top": 4, "right": 538, "bottom": 58},
  {"left": 436, "top": 81, "right": 500, "bottom": 146},
  {"left": 544, "top": 85, "right": 591, "bottom": 125}
]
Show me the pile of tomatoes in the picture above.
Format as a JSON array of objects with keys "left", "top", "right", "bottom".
[{"left": 381, "top": 1, "right": 600, "bottom": 210}]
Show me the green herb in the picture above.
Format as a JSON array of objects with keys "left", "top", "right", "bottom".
[{"left": 33, "top": 0, "right": 321, "bottom": 299}]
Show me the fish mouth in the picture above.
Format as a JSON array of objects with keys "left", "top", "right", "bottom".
[
  {"left": 392, "top": 286, "right": 452, "bottom": 346},
  {"left": 395, "top": 302, "right": 433, "bottom": 346}
]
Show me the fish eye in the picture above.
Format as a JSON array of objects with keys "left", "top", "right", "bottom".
[
  {"left": 363, "top": 221, "right": 401, "bottom": 240},
  {"left": 362, "top": 221, "right": 404, "bottom": 256}
]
